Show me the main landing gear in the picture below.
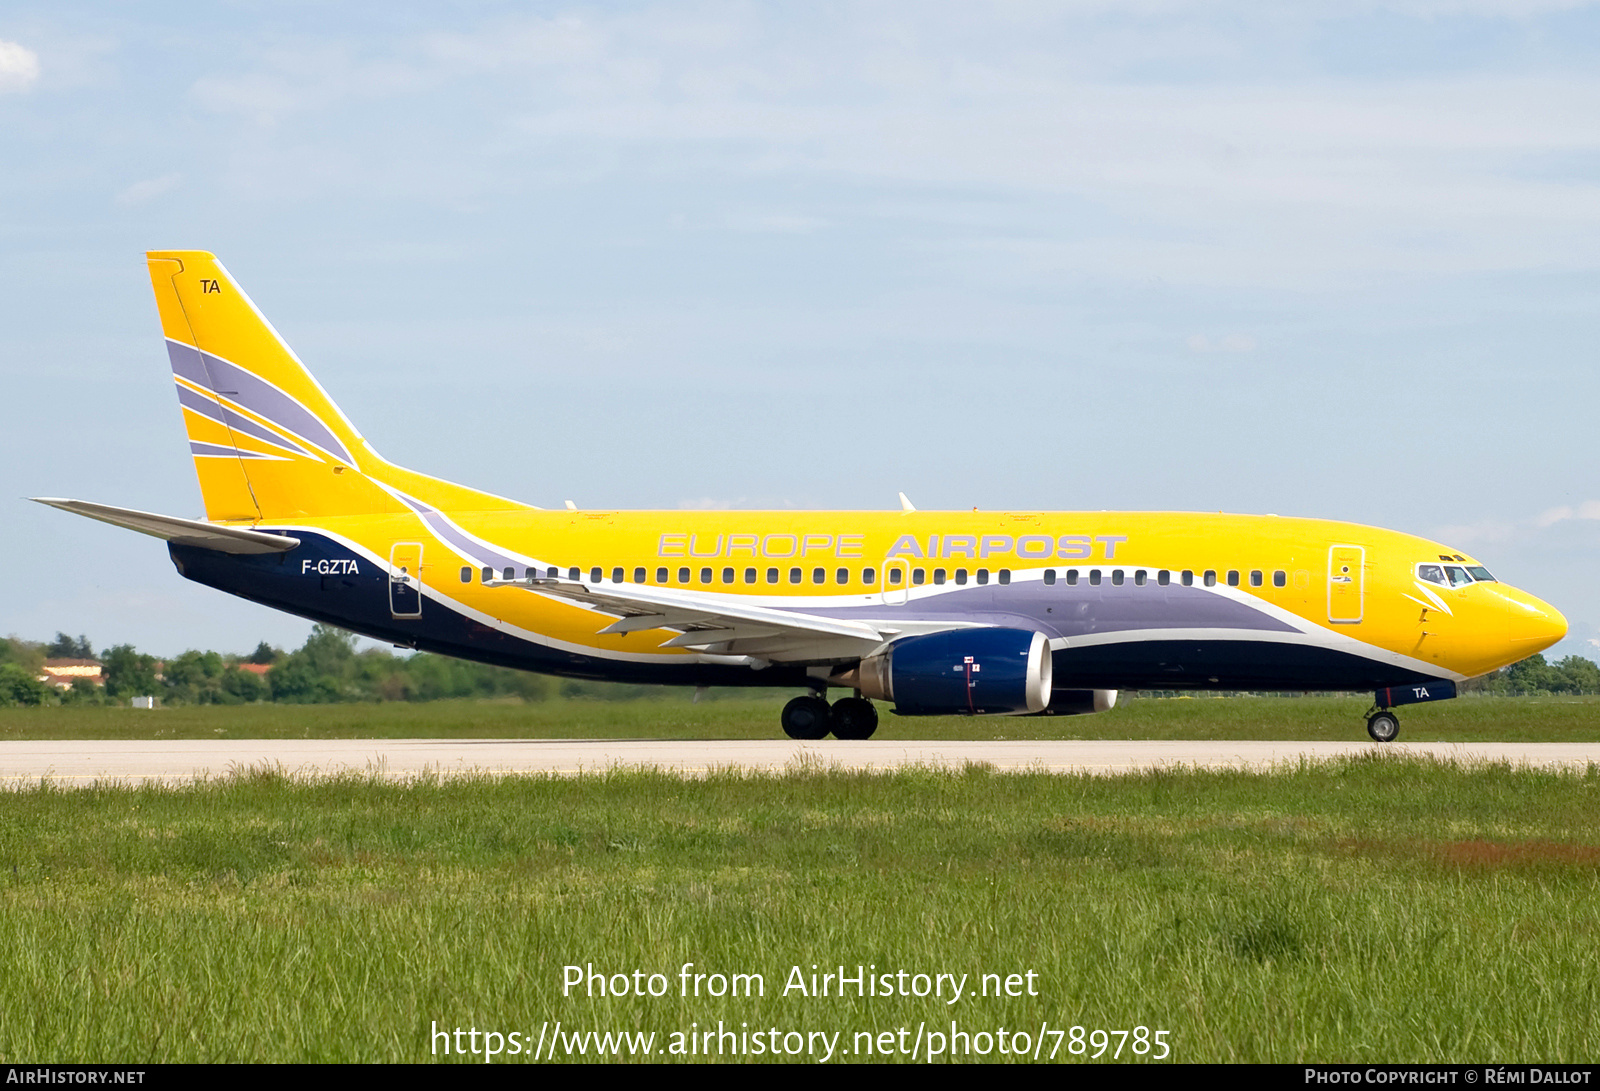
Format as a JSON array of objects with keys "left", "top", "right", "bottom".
[
  {"left": 780, "top": 694, "right": 879, "bottom": 740},
  {"left": 1365, "top": 709, "right": 1400, "bottom": 743}
]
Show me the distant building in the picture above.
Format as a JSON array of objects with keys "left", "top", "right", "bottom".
[
  {"left": 236, "top": 662, "right": 272, "bottom": 677},
  {"left": 38, "top": 658, "right": 103, "bottom": 690}
]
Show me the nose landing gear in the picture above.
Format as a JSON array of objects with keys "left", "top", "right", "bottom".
[{"left": 1365, "top": 709, "right": 1400, "bottom": 743}]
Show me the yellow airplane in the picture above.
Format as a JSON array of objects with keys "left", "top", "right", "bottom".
[{"left": 34, "top": 251, "right": 1568, "bottom": 742}]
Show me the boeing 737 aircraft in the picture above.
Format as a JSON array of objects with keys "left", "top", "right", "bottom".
[{"left": 34, "top": 252, "right": 1568, "bottom": 742}]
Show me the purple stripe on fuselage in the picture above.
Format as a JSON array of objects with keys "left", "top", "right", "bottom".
[
  {"left": 175, "top": 382, "right": 312, "bottom": 458},
  {"left": 165, "top": 341, "right": 354, "bottom": 465},
  {"left": 795, "top": 580, "right": 1299, "bottom": 640},
  {"left": 419, "top": 510, "right": 524, "bottom": 571},
  {"left": 384, "top": 488, "right": 535, "bottom": 571}
]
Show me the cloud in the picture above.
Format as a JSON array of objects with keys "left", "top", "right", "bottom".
[
  {"left": 1439, "top": 500, "right": 1600, "bottom": 546},
  {"left": 114, "top": 174, "right": 182, "bottom": 208},
  {"left": 0, "top": 39, "right": 39, "bottom": 93},
  {"left": 166, "top": 6, "right": 1600, "bottom": 286},
  {"left": 1534, "top": 500, "right": 1600, "bottom": 527}
]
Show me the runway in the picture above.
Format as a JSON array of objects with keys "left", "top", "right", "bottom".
[{"left": 0, "top": 738, "right": 1596, "bottom": 786}]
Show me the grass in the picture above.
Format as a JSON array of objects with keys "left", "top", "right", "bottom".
[
  {"left": 0, "top": 756, "right": 1597, "bottom": 1062},
  {"left": 3, "top": 692, "right": 1600, "bottom": 741}
]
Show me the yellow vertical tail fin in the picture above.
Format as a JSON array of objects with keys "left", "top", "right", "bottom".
[{"left": 147, "top": 251, "right": 528, "bottom": 522}]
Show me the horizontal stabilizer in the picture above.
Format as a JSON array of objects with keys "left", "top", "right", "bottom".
[{"left": 31, "top": 498, "right": 299, "bottom": 555}]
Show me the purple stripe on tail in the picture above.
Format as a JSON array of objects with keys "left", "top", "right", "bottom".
[{"left": 165, "top": 340, "right": 355, "bottom": 465}]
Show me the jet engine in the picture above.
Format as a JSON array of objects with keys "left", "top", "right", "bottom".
[{"left": 847, "top": 628, "right": 1053, "bottom": 715}]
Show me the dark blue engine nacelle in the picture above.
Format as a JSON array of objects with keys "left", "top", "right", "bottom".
[{"left": 854, "top": 628, "right": 1053, "bottom": 715}]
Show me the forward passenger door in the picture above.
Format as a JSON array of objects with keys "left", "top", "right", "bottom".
[{"left": 1327, "top": 545, "right": 1364, "bottom": 624}]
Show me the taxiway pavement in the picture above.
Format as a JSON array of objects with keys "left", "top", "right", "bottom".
[{"left": 0, "top": 738, "right": 1596, "bottom": 786}]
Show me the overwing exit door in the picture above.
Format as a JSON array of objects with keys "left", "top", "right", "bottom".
[{"left": 881, "top": 559, "right": 909, "bottom": 606}]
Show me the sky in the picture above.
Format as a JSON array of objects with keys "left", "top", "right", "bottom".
[{"left": 3, "top": 1, "right": 1600, "bottom": 660}]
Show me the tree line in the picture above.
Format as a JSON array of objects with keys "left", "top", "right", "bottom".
[{"left": 0, "top": 627, "right": 675, "bottom": 707}]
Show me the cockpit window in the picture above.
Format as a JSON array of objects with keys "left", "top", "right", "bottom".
[
  {"left": 1444, "top": 565, "right": 1473, "bottom": 588},
  {"left": 1417, "top": 564, "right": 1446, "bottom": 586},
  {"left": 1467, "top": 566, "right": 1496, "bottom": 582}
]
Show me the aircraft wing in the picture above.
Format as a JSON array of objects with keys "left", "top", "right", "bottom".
[
  {"left": 511, "top": 576, "right": 893, "bottom": 660},
  {"left": 31, "top": 498, "right": 300, "bottom": 555}
]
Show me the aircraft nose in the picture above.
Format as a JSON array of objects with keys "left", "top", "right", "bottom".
[{"left": 1501, "top": 588, "right": 1567, "bottom": 657}]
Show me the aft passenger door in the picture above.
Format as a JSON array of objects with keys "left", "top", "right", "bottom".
[
  {"left": 1328, "top": 545, "right": 1364, "bottom": 624},
  {"left": 389, "top": 542, "right": 423, "bottom": 619}
]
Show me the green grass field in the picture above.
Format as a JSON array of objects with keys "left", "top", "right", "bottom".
[
  {"left": 0, "top": 756, "right": 1597, "bottom": 1063},
  {"left": 3, "top": 692, "right": 1600, "bottom": 742},
  {"left": 3, "top": 696, "right": 1598, "bottom": 1063}
]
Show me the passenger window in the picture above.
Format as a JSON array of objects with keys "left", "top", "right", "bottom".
[
  {"left": 836, "top": 568, "right": 849, "bottom": 585},
  {"left": 656, "top": 567, "right": 668, "bottom": 583},
  {"left": 933, "top": 569, "right": 947, "bottom": 585},
  {"left": 913, "top": 569, "right": 926, "bottom": 585},
  {"left": 1182, "top": 570, "right": 1194, "bottom": 586},
  {"left": 790, "top": 567, "right": 803, "bottom": 584},
  {"left": 1204, "top": 570, "right": 1217, "bottom": 587},
  {"left": 722, "top": 567, "right": 735, "bottom": 584},
  {"left": 766, "top": 567, "right": 779, "bottom": 584},
  {"left": 1110, "top": 570, "right": 1123, "bottom": 586},
  {"left": 954, "top": 569, "right": 968, "bottom": 585},
  {"left": 590, "top": 566, "right": 603, "bottom": 583},
  {"left": 888, "top": 569, "right": 903, "bottom": 586},
  {"left": 1273, "top": 570, "right": 1286, "bottom": 588},
  {"left": 1043, "top": 569, "right": 1057, "bottom": 585},
  {"left": 547, "top": 566, "right": 558, "bottom": 579},
  {"left": 1227, "top": 570, "right": 1240, "bottom": 587},
  {"left": 460, "top": 566, "right": 472, "bottom": 583},
  {"left": 1158, "top": 570, "right": 1170, "bottom": 586},
  {"left": 1089, "top": 570, "right": 1102, "bottom": 586},
  {"left": 678, "top": 567, "right": 691, "bottom": 583},
  {"left": 569, "top": 567, "right": 582, "bottom": 581},
  {"left": 483, "top": 566, "right": 494, "bottom": 583},
  {"left": 1250, "top": 570, "right": 1262, "bottom": 587},
  {"left": 976, "top": 569, "right": 989, "bottom": 585},
  {"left": 700, "top": 567, "right": 713, "bottom": 584},
  {"left": 1066, "top": 569, "right": 1079, "bottom": 585},
  {"left": 633, "top": 567, "right": 646, "bottom": 583},
  {"left": 744, "top": 567, "right": 757, "bottom": 584},
  {"left": 1134, "top": 570, "right": 1147, "bottom": 586},
  {"left": 813, "top": 567, "right": 827, "bottom": 585},
  {"left": 998, "top": 569, "right": 1010, "bottom": 585},
  {"left": 611, "top": 566, "right": 624, "bottom": 584},
  {"left": 863, "top": 568, "right": 877, "bottom": 585}
]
